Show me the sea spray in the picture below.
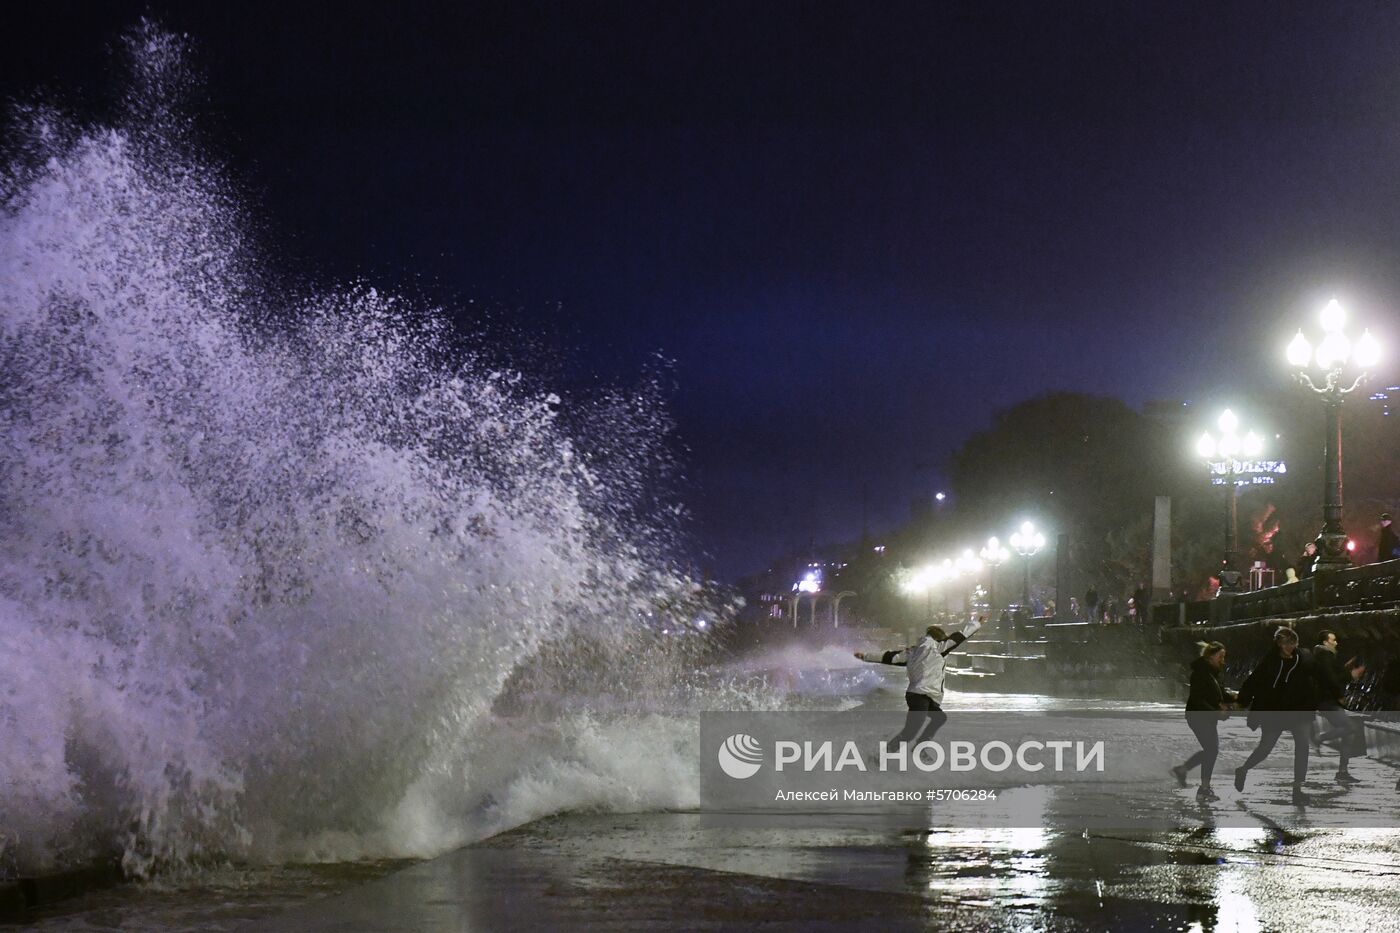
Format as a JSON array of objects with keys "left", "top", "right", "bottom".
[{"left": 0, "top": 23, "right": 741, "bottom": 878}]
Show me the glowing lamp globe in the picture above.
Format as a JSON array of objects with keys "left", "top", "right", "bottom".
[
  {"left": 1355, "top": 330, "right": 1382, "bottom": 369},
  {"left": 1320, "top": 298, "right": 1346, "bottom": 333},
  {"left": 1286, "top": 331, "right": 1312, "bottom": 368},
  {"left": 1316, "top": 332, "right": 1351, "bottom": 370}
]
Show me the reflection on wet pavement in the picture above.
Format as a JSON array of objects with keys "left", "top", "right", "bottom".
[{"left": 249, "top": 804, "right": 1400, "bottom": 932}]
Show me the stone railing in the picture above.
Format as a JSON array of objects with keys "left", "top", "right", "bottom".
[{"left": 1155, "top": 557, "right": 1400, "bottom": 627}]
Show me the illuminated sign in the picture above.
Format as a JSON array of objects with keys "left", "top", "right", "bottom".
[{"left": 1209, "top": 459, "right": 1287, "bottom": 487}]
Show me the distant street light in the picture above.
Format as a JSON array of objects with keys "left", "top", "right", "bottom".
[
  {"left": 1009, "top": 521, "right": 1046, "bottom": 610},
  {"left": 954, "top": 549, "right": 984, "bottom": 615},
  {"left": 1285, "top": 298, "right": 1383, "bottom": 574},
  {"left": 1195, "top": 408, "right": 1265, "bottom": 593},
  {"left": 901, "top": 564, "right": 943, "bottom": 622},
  {"left": 979, "top": 536, "right": 1010, "bottom": 616}
]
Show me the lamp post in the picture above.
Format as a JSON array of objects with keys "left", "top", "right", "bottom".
[
  {"left": 979, "top": 536, "right": 1010, "bottom": 617},
  {"left": 1195, "top": 409, "right": 1264, "bottom": 593},
  {"left": 1009, "top": 521, "right": 1046, "bottom": 612},
  {"left": 954, "top": 549, "right": 985, "bottom": 619},
  {"left": 901, "top": 565, "right": 941, "bottom": 625},
  {"left": 1285, "top": 298, "right": 1383, "bottom": 574}
]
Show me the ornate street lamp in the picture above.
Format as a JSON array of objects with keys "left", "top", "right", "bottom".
[
  {"left": 1195, "top": 409, "right": 1264, "bottom": 592},
  {"left": 1285, "top": 298, "right": 1383, "bottom": 574},
  {"left": 979, "top": 536, "right": 1010, "bottom": 616},
  {"left": 1009, "top": 521, "right": 1046, "bottom": 610}
]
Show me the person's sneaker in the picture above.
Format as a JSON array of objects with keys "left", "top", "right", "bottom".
[
  {"left": 1196, "top": 786, "right": 1220, "bottom": 802},
  {"left": 1171, "top": 765, "right": 1188, "bottom": 788},
  {"left": 1234, "top": 767, "right": 1247, "bottom": 792},
  {"left": 1336, "top": 770, "right": 1362, "bottom": 785}
]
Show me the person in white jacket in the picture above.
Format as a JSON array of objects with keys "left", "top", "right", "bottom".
[{"left": 855, "top": 616, "right": 982, "bottom": 749}]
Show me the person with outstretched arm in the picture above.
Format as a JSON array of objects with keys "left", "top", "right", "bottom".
[{"left": 854, "top": 616, "right": 983, "bottom": 750}]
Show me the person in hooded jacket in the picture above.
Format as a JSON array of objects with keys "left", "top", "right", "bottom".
[
  {"left": 1234, "top": 626, "right": 1318, "bottom": 804},
  {"left": 1172, "top": 641, "right": 1236, "bottom": 801}
]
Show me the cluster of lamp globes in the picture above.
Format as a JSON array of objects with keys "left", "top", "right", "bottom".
[
  {"left": 1286, "top": 298, "right": 1382, "bottom": 372},
  {"left": 901, "top": 521, "right": 1046, "bottom": 595},
  {"left": 1196, "top": 299, "right": 1385, "bottom": 463},
  {"left": 1195, "top": 409, "right": 1264, "bottom": 462}
]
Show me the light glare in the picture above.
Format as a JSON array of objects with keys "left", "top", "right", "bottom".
[
  {"left": 1317, "top": 332, "right": 1351, "bottom": 369},
  {"left": 1356, "top": 329, "right": 1382, "bottom": 369},
  {"left": 1286, "top": 331, "right": 1312, "bottom": 368},
  {"left": 1320, "top": 298, "right": 1346, "bottom": 333}
]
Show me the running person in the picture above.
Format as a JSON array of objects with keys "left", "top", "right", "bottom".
[
  {"left": 1172, "top": 641, "right": 1236, "bottom": 801},
  {"left": 1313, "top": 629, "right": 1365, "bottom": 784},
  {"left": 855, "top": 616, "right": 982, "bottom": 750},
  {"left": 1235, "top": 627, "right": 1318, "bottom": 805}
]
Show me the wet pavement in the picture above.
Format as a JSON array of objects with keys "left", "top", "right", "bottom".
[
  {"left": 249, "top": 689, "right": 1400, "bottom": 932},
  {"left": 255, "top": 781, "right": 1400, "bottom": 931},
  {"left": 27, "top": 687, "right": 1400, "bottom": 931}
]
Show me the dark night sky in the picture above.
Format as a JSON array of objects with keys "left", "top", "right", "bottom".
[{"left": 6, "top": 1, "right": 1400, "bottom": 578}]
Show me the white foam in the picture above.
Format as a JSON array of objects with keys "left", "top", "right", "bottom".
[{"left": 0, "top": 24, "right": 725, "bottom": 877}]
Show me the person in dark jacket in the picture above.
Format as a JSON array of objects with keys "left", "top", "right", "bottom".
[
  {"left": 1132, "top": 584, "right": 1149, "bottom": 625},
  {"left": 1313, "top": 630, "right": 1365, "bottom": 784},
  {"left": 1234, "top": 626, "right": 1318, "bottom": 804},
  {"left": 1171, "top": 641, "right": 1236, "bottom": 801},
  {"left": 1295, "top": 541, "right": 1318, "bottom": 579},
  {"left": 1377, "top": 513, "right": 1399, "bottom": 564}
]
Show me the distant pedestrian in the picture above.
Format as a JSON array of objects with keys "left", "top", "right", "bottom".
[
  {"left": 1085, "top": 586, "right": 1099, "bottom": 623},
  {"left": 1295, "top": 541, "right": 1318, "bottom": 579},
  {"left": 1235, "top": 627, "right": 1318, "bottom": 805},
  {"left": 1132, "top": 584, "right": 1149, "bottom": 625},
  {"left": 856, "top": 616, "right": 983, "bottom": 750},
  {"left": 1313, "top": 630, "right": 1365, "bottom": 784},
  {"left": 1172, "top": 641, "right": 1236, "bottom": 801},
  {"left": 1378, "top": 513, "right": 1399, "bottom": 564}
]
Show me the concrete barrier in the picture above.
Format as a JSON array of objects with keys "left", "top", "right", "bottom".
[
  {"left": 0, "top": 882, "right": 25, "bottom": 922},
  {"left": 1366, "top": 719, "right": 1400, "bottom": 764},
  {"left": 0, "top": 859, "right": 124, "bottom": 923}
]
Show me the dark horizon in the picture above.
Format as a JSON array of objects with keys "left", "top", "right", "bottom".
[{"left": 7, "top": 1, "right": 1400, "bottom": 579}]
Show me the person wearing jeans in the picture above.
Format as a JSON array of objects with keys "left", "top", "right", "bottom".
[
  {"left": 1235, "top": 627, "right": 1318, "bottom": 805},
  {"left": 1173, "top": 641, "right": 1236, "bottom": 801},
  {"left": 1313, "top": 629, "right": 1366, "bottom": 784}
]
